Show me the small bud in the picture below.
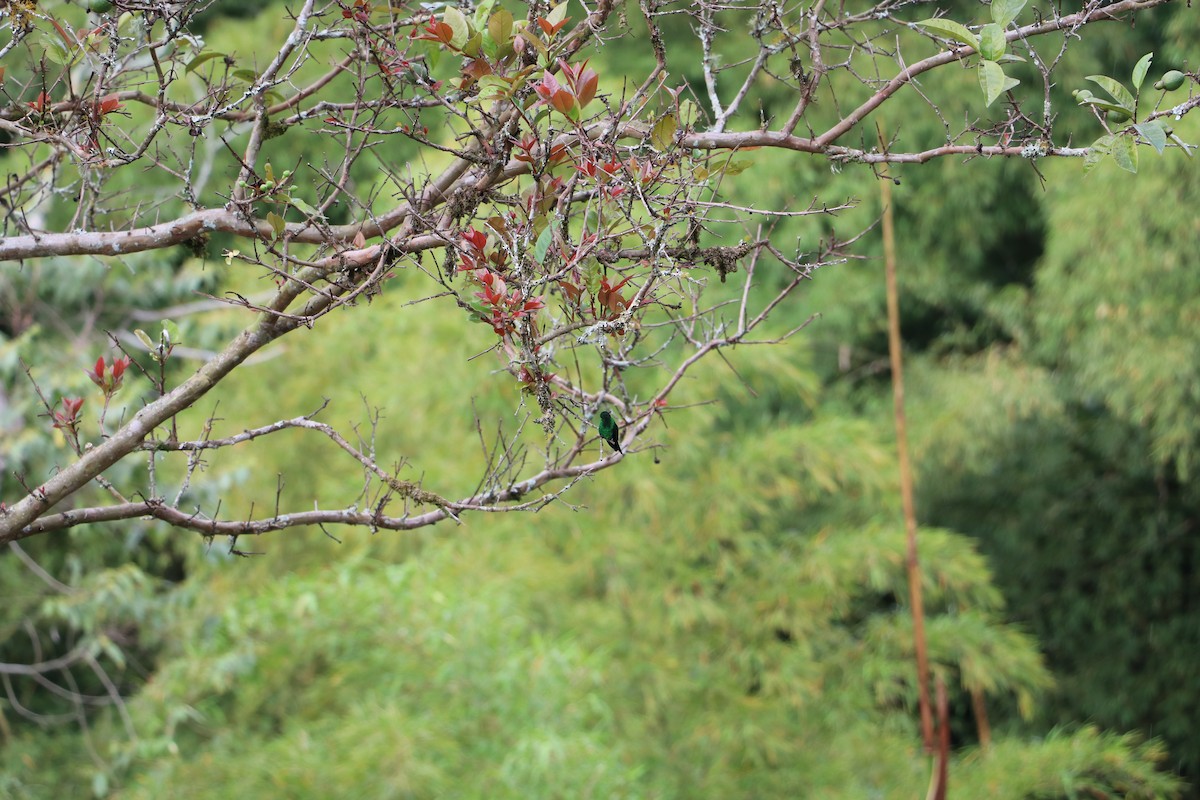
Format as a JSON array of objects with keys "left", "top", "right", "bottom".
[{"left": 85, "top": 355, "right": 106, "bottom": 387}]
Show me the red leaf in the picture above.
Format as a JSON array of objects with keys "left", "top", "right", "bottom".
[
  {"left": 98, "top": 94, "right": 123, "bottom": 115},
  {"left": 550, "top": 89, "right": 576, "bottom": 116},
  {"left": 610, "top": 275, "right": 632, "bottom": 292},
  {"left": 534, "top": 72, "right": 562, "bottom": 102},
  {"left": 461, "top": 227, "right": 488, "bottom": 251},
  {"left": 558, "top": 59, "right": 598, "bottom": 108},
  {"left": 461, "top": 59, "right": 493, "bottom": 81},
  {"left": 575, "top": 69, "right": 598, "bottom": 109},
  {"left": 49, "top": 18, "right": 77, "bottom": 50},
  {"left": 536, "top": 16, "right": 568, "bottom": 35},
  {"left": 412, "top": 15, "right": 455, "bottom": 43},
  {"left": 111, "top": 356, "right": 130, "bottom": 382},
  {"left": 559, "top": 281, "right": 582, "bottom": 304}
]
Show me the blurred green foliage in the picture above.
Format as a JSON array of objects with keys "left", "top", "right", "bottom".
[{"left": 2, "top": 0, "right": 1198, "bottom": 797}]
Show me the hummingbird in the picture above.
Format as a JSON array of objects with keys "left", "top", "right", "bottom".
[{"left": 597, "top": 410, "right": 622, "bottom": 454}]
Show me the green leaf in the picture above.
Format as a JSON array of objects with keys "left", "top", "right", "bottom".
[
  {"left": 517, "top": 28, "right": 549, "bottom": 58},
  {"left": 1082, "top": 146, "right": 1106, "bottom": 174},
  {"left": 996, "top": 53, "right": 1026, "bottom": 64},
  {"left": 1084, "top": 134, "right": 1114, "bottom": 170},
  {"left": 1080, "top": 98, "right": 1133, "bottom": 116},
  {"left": 1085, "top": 75, "right": 1135, "bottom": 115},
  {"left": 545, "top": 2, "right": 569, "bottom": 27},
  {"left": 288, "top": 197, "right": 323, "bottom": 218},
  {"left": 679, "top": 100, "right": 700, "bottom": 128},
  {"left": 267, "top": 211, "right": 285, "bottom": 238},
  {"left": 650, "top": 113, "right": 677, "bottom": 151},
  {"left": 38, "top": 32, "right": 80, "bottom": 67},
  {"left": 1134, "top": 120, "right": 1167, "bottom": 154},
  {"left": 185, "top": 51, "right": 227, "bottom": 74},
  {"left": 466, "top": 301, "right": 490, "bottom": 322},
  {"left": 990, "top": 0, "right": 1027, "bottom": 26},
  {"left": 914, "top": 19, "right": 979, "bottom": 51},
  {"left": 534, "top": 225, "right": 554, "bottom": 265},
  {"left": 232, "top": 68, "right": 258, "bottom": 83},
  {"left": 425, "top": 41, "right": 442, "bottom": 71},
  {"left": 1167, "top": 131, "right": 1195, "bottom": 158},
  {"left": 582, "top": 259, "right": 602, "bottom": 294},
  {"left": 473, "top": 0, "right": 497, "bottom": 30},
  {"left": 480, "top": 35, "right": 499, "bottom": 60},
  {"left": 161, "top": 320, "right": 181, "bottom": 345},
  {"left": 978, "top": 24, "right": 1006, "bottom": 61},
  {"left": 978, "top": 60, "right": 1018, "bottom": 107},
  {"left": 723, "top": 159, "right": 752, "bottom": 176},
  {"left": 488, "top": 9, "right": 513, "bottom": 45},
  {"left": 462, "top": 32, "right": 483, "bottom": 58},
  {"left": 474, "top": 75, "right": 511, "bottom": 102},
  {"left": 1110, "top": 132, "right": 1138, "bottom": 173},
  {"left": 443, "top": 6, "right": 470, "bottom": 50},
  {"left": 134, "top": 329, "right": 155, "bottom": 350},
  {"left": 1131, "top": 52, "right": 1153, "bottom": 92}
]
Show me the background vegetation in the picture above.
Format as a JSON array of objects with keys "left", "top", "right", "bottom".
[{"left": 1, "top": 0, "right": 1197, "bottom": 797}]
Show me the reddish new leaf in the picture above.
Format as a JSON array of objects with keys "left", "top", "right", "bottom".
[
  {"left": 536, "top": 16, "right": 569, "bottom": 36},
  {"left": 98, "top": 94, "right": 123, "bottom": 115}
]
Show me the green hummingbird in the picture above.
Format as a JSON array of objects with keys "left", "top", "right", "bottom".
[{"left": 597, "top": 410, "right": 622, "bottom": 454}]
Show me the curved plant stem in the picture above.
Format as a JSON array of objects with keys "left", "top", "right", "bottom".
[{"left": 879, "top": 129, "right": 934, "bottom": 753}]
